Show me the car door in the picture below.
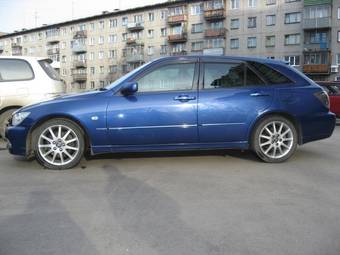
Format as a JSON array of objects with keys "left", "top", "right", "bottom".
[
  {"left": 107, "top": 59, "right": 199, "bottom": 146},
  {"left": 198, "top": 60, "right": 274, "bottom": 143}
]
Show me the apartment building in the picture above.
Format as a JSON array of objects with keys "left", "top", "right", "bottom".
[{"left": 0, "top": 0, "right": 340, "bottom": 92}]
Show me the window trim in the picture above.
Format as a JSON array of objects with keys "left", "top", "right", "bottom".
[
  {"left": 128, "top": 60, "right": 199, "bottom": 95},
  {"left": 0, "top": 58, "right": 35, "bottom": 82}
]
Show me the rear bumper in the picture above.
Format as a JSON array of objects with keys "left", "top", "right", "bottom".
[
  {"left": 301, "top": 112, "right": 336, "bottom": 144},
  {"left": 5, "top": 125, "right": 29, "bottom": 156}
]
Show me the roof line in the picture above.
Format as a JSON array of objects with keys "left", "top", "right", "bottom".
[{"left": 0, "top": 0, "right": 202, "bottom": 39}]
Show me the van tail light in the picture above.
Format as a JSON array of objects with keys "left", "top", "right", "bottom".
[{"left": 314, "top": 90, "right": 330, "bottom": 109}]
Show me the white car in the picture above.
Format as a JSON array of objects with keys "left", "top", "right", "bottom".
[{"left": 0, "top": 56, "right": 65, "bottom": 138}]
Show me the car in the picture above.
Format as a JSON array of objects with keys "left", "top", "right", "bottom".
[
  {"left": 316, "top": 81, "right": 340, "bottom": 117},
  {"left": 5, "top": 56, "right": 336, "bottom": 170},
  {"left": 0, "top": 56, "right": 65, "bottom": 138}
]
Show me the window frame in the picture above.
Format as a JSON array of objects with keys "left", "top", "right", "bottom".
[
  {"left": 129, "top": 60, "right": 199, "bottom": 95},
  {"left": 0, "top": 58, "right": 35, "bottom": 82},
  {"left": 200, "top": 61, "right": 267, "bottom": 90}
]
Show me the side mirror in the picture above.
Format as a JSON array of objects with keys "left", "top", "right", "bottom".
[{"left": 120, "top": 82, "right": 138, "bottom": 95}]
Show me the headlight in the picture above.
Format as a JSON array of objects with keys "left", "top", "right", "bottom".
[{"left": 12, "top": 112, "right": 30, "bottom": 126}]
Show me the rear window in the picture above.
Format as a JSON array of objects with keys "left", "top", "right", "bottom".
[
  {"left": 39, "top": 60, "right": 61, "bottom": 81},
  {"left": 248, "top": 61, "right": 292, "bottom": 84},
  {"left": 0, "top": 59, "right": 34, "bottom": 81}
]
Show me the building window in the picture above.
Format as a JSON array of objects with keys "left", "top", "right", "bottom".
[
  {"left": 338, "top": 31, "right": 340, "bottom": 42},
  {"left": 284, "top": 55, "right": 300, "bottom": 66},
  {"left": 90, "top": 23, "right": 95, "bottom": 31},
  {"left": 98, "top": 36, "right": 104, "bottom": 44},
  {"left": 336, "top": 54, "right": 340, "bottom": 65},
  {"left": 161, "top": 28, "right": 167, "bottom": 37},
  {"left": 90, "top": 67, "right": 95, "bottom": 75},
  {"left": 285, "top": 33, "right": 301, "bottom": 45},
  {"left": 90, "top": 81, "right": 95, "bottom": 89},
  {"left": 230, "top": 19, "right": 240, "bottom": 29},
  {"left": 122, "top": 33, "right": 128, "bottom": 41},
  {"left": 108, "top": 50, "right": 116, "bottom": 59},
  {"left": 89, "top": 37, "right": 95, "bottom": 46},
  {"left": 147, "top": 46, "right": 154, "bottom": 56},
  {"left": 148, "top": 29, "right": 154, "bottom": 38},
  {"left": 266, "top": 15, "right": 276, "bottom": 26},
  {"left": 266, "top": 0, "right": 276, "bottom": 5},
  {"left": 122, "top": 17, "right": 128, "bottom": 26},
  {"left": 160, "top": 45, "right": 167, "bottom": 55},
  {"left": 134, "top": 14, "right": 143, "bottom": 23},
  {"left": 309, "top": 31, "right": 327, "bottom": 44},
  {"left": 89, "top": 52, "right": 95, "bottom": 61},
  {"left": 338, "top": 8, "right": 340, "bottom": 19},
  {"left": 230, "top": 38, "right": 239, "bottom": 49},
  {"left": 98, "top": 51, "right": 104, "bottom": 59},
  {"left": 192, "top": 23, "right": 203, "bottom": 33},
  {"left": 285, "top": 12, "right": 301, "bottom": 24},
  {"left": 161, "top": 10, "right": 168, "bottom": 20},
  {"left": 192, "top": 41, "right": 204, "bottom": 51},
  {"left": 191, "top": 4, "right": 203, "bottom": 15},
  {"left": 248, "top": 0, "right": 256, "bottom": 8},
  {"left": 100, "top": 66, "right": 104, "bottom": 74},
  {"left": 149, "top": 12, "right": 154, "bottom": 21},
  {"left": 109, "top": 19, "right": 117, "bottom": 28},
  {"left": 230, "top": 0, "right": 240, "bottom": 9},
  {"left": 248, "top": 17, "right": 257, "bottom": 28},
  {"left": 205, "top": 38, "right": 224, "bottom": 48},
  {"left": 304, "top": 5, "right": 330, "bottom": 19},
  {"left": 108, "top": 34, "right": 117, "bottom": 43},
  {"left": 109, "top": 65, "right": 118, "bottom": 73},
  {"left": 99, "top": 20, "right": 105, "bottom": 29},
  {"left": 100, "top": 81, "right": 105, "bottom": 87},
  {"left": 265, "top": 35, "right": 275, "bottom": 47},
  {"left": 247, "top": 37, "right": 257, "bottom": 48},
  {"left": 285, "top": 0, "right": 300, "bottom": 2}
]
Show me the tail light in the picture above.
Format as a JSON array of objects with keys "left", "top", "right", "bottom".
[{"left": 314, "top": 90, "right": 330, "bottom": 109}]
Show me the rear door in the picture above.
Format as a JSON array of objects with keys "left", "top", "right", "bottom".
[{"left": 198, "top": 60, "right": 274, "bottom": 143}]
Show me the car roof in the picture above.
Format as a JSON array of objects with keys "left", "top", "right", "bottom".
[{"left": 156, "top": 55, "right": 287, "bottom": 65}]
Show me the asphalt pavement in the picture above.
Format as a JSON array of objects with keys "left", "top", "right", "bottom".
[{"left": 0, "top": 127, "right": 340, "bottom": 255}]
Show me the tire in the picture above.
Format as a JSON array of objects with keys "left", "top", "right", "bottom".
[
  {"left": 32, "top": 119, "right": 85, "bottom": 170},
  {"left": 252, "top": 115, "right": 298, "bottom": 163},
  {"left": 0, "top": 108, "right": 17, "bottom": 139}
]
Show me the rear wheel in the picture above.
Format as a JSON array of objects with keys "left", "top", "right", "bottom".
[
  {"left": 252, "top": 116, "right": 298, "bottom": 163},
  {"left": 33, "top": 119, "right": 85, "bottom": 170},
  {"left": 0, "top": 109, "right": 17, "bottom": 139}
]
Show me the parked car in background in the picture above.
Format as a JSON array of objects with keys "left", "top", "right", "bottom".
[
  {"left": 5, "top": 56, "right": 336, "bottom": 170},
  {"left": 317, "top": 81, "right": 340, "bottom": 117},
  {"left": 0, "top": 56, "right": 65, "bottom": 138}
]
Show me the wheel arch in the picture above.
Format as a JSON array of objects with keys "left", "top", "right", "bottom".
[
  {"left": 0, "top": 105, "right": 22, "bottom": 116},
  {"left": 248, "top": 111, "right": 303, "bottom": 147},
  {"left": 26, "top": 114, "right": 92, "bottom": 158}
]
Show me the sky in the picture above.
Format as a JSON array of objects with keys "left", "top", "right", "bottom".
[{"left": 0, "top": 0, "right": 166, "bottom": 33}]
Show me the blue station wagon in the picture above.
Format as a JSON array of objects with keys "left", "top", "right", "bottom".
[{"left": 5, "top": 56, "right": 336, "bottom": 169}]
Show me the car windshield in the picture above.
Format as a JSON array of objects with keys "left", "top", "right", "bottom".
[{"left": 105, "top": 62, "right": 151, "bottom": 90}]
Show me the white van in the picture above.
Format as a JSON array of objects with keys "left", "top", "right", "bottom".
[{"left": 0, "top": 56, "right": 65, "bottom": 138}]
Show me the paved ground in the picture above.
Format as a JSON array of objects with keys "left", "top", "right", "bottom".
[{"left": 0, "top": 128, "right": 340, "bottom": 255}]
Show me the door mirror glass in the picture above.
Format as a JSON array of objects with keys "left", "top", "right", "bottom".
[{"left": 120, "top": 82, "right": 138, "bottom": 95}]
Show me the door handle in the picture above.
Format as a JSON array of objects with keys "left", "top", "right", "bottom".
[
  {"left": 174, "top": 95, "right": 196, "bottom": 102},
  {"left": 250, "top": 92, "right": 270, "bottom": 97}
]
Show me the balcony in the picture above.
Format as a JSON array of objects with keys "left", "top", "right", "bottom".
[
  {"left": 11, "top": 42, "right": 22, "bottom": 48},
  {"left": 204, "top": 28, "right": 226, "bottom": 38},
  {"left": 303, "top": 17, "right": 331, "bottom": 29},
  {"left": 168, "top": 33, "right": 187, "bottom": 43},
  {"left": 303, "top": 64, "right": 330, "bottom": 74},
  {"left": 72, "top": 73, "right": 87, "bottom": 81},
  {"left": 204, "top": 8, "right": 225, "bottom": 20},
  {"left": 126, "top": 54, "right": 144, "bottom": 63},
  {"left": 73, "top": 60, "right": 87, "bottom": 68},
  {"left": 127, "top": 22, "right": 144, "bottom": 31},
  {"left": 47, "top": 36, "right": 60, "bottom": 44},
  {"left": 72, "top": 44, "right": 87, "bottom": 53},
  {"left": 170, "top": 50, "right": 187, "bottom": 56},
  {"left": 303, "top": 42, "right": 330, "bottom": 51},
  {"left": 73, "top": 30, "right": 87, "bottom": 39},
  {"left": 168, "top": 14, "right": 187, "bottom": 25},
  {"left": 47, "top": 48, "right": 60, "bottom": 55},
  {"left": 126, "top": 38, "right": 144, "bottom": 45}
]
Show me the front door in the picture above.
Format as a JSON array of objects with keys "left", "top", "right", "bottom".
[{"left": 107, "top": 59, "right": 199, "bottom": 146}]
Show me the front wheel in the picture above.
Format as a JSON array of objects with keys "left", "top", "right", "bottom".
[
  {"left": 33, "top": 119, "right": 85, "bottom": 170},
  {"left": 252, "top": 116, "right": 298, "bottom": 163}
]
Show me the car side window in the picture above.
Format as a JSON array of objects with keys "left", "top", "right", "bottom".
[
  {"left": 137, "top": 63, "right": 195, "bottom": 92},
  {"left": 248, "top": 61, "right": 292, "bottom": 84},
  {"left": 204, "top": 63, "right": 245, "bottom": 89},
  {"left": 0, "top": 59, "right": 34, "bottom": 82},
  {"left": 246, "top": 67, "right": 266, "bottom": 86}
]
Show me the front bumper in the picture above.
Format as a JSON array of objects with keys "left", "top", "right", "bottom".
[{"left": 5, "top": 125, "right": 30, "bottom": 156}]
